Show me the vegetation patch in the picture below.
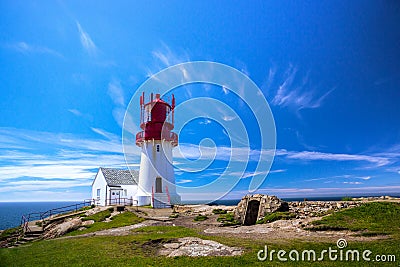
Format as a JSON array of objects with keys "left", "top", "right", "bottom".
[
  {"left": 308, "top": 202, "right": 400, "bottom": 235},
  {"left": 212, "top": 208, "right": 227, "bottom": 215},
  {"left": 193, "top": 215, "right": 208, "bottom": 222},
  {"left": 169, "top": 213, "right": 179, "bottom": 218},
  {"left": 67, "top": 211, "right": 145, "bottom": 236},
  {"left": 0, "top": 227, "right": 20, "bottom": 242},
  {"left": 256, "top": 212, "right": 296, "bottom": 224},
  {"left": 81, "top": 208, "right": 113, "bottom": 222},
  {"left": 341, "top": 196, "right": 353, "bottom": 201},
  {"left": 217, "top": 212, "right": 240, "bottom": 226},
  {"left": 1, "top": 224, "right": 400, "bottom": 266}
]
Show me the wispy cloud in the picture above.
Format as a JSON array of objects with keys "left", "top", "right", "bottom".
[
  {"left": 7, "top": 41, "right": 64, "bottom": 58},
  {"left": 107, "top": 79, "right": 126, "bottom": 128},
  {"left": 176, "top": 179, "right": 193, "bottom": 184},
  {"left": 76, "top": 21, "right": 97, "bottom": 56},
  {"left": 145, "top": 43, "right": 190, "bottom": 77},
  {"left": 68, "top": 109, "right": 83, "bottom": 117},
  {"left": 281, "top": 150, "right": 391, "bottom": 168},
  {"left": 267, "top": 64, "right": 334, "bottom": 112},
  {"left": 0, "top": 127, "right": 136, "bottom": 198},
  {"left": 152, "top": 43, "right": 190, "bottom": 67}
]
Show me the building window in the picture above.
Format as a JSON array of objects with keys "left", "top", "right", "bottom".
[
  {"left": 96, "top": 189, "right": 100, "bottom": 198},
  {"left": 156, "top": 144, "right": 160, "bottom": 152},
  {"left": 124, "top": 189, "right": 127, "bottom": 196}
]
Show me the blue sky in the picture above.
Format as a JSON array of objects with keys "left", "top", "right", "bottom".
[{"left": 0, "top": 1, "right": 399, "bottom": 201}]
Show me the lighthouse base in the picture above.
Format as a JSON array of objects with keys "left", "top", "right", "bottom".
[{"left": 136, "top": 193, "right": 181, "bottom": 208}]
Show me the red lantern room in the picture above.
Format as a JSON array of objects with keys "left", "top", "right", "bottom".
[{"left": 136, "top": 93, "right": 178, "bottom": 146}]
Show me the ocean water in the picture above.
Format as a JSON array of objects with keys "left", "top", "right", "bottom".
[{"left": 0, "top": 202, "right": 76, "bottom": 230}]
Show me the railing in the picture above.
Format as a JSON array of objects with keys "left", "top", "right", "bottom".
[
  {"left": 39, "top": 199, "right": 93, "bottom": 220},
  {"left": 135, "top": 131, "right": 178, "bottom": 146},
  {"left": 20, "top": 199, "right": 95, "bottom": 232},
  {"left": 107, "top": 197, "right": 134, "bottom": 206}
]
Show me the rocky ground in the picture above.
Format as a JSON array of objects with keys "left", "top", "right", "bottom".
[{"left": 4, "top": 196, "right": 399, "bottom": 256}]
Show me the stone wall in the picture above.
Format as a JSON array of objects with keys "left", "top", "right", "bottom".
[
  {"left": 288, "top": 201, "right": 362, "bottom": 218},
  {"left": 233, "top": 194, "right": 367, "bottom": 225}
]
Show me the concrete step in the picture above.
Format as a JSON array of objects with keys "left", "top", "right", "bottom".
[{"left": 153, "top": 193, "right": 171, "bottom": 209}]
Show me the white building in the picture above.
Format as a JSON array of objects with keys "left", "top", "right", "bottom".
[{"left": 91, "top": 167, "right": 138, "bottom": 206}]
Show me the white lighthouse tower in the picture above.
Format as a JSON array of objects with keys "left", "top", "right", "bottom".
[{"left": 135, "top": 92, "right": 181, "bottom": 207}]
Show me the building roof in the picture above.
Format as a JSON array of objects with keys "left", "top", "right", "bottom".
[{"left": 99, "top": 167, "right": 138, "bottom": 186}]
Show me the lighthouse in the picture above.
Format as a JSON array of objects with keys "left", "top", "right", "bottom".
[{"left": 135, "top": 92, "right": 181, "bottom": 207}]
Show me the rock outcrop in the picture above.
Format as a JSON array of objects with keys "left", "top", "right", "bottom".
[
  {"left": 159, "top": 237, "right": 243, "bottom": 257},
  {"left": 43, "top": 217, "right": 82, "bottom": 239}
]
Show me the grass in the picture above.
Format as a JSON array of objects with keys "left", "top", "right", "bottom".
[
  {"left": 217, "top": 212, "right": 240, "bottom": 226},
  {"left": 0, "top": 226, "right": 21, "bottom": 241},
  {"left": 81, "top": 208, "right": 113, "bottom": 222},
  {"left": 1, "top": 225, "right": 399, "bottom": 266},
  {"left": 67, "top": 211, "right": 145, "bottom": 236},
  {"left": 307, "top": 202, "right": 400, "bottom": 236},
  {"left": 169, "top": 213, "right": 179, "bottom": 218},
  {"left": 341, "top": 196, "right": 353, "bottom": 201},
  {"left": 1, "top": 202, "right": 400, "bottom": 266},
  {"left": 256, "top": 212, "right": 296, "bottom": 224},
  {"left": 193, "top": 215, "right": 208, "bottom": 222},
  {"left": 212, "top": 208, "right": 227, "bottom": 215}
]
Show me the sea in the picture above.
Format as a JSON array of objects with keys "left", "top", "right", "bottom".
[
  {"left": 0, "top": 202, "right": 76, "bottom": 230},
  {"left": 1, "top": 195, "right": 398, "bottom": 230}
]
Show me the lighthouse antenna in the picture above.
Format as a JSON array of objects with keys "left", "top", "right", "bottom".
[{"left": 171, "top": 94, "right": 175, "bottom": 125}]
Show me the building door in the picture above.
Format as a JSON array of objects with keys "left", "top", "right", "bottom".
[
  {"left": 110, "top": 189, "right": 122, "bottom": 205},
  {"left": 155, "top": 177, "right": 162, "bottom": 193},
  {"left": 244, "top": 200, "right": 260, "bottom": 225}
]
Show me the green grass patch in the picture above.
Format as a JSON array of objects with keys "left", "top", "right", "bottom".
[
  {"left": 81, "top": 208, "right": 113, "bottom": 222},
  {"left": 341, "top": 196, "right": 353, "bottom": 201},
  {"left": 0, "top": 226, "right": 21, "bottom": 241},
  {"left": 1, "top": 224, "right": 400, "bottom": 266},
  {"left": 169, "top": 213, "right": 179, "bottom": 218},
  {"left": 67, "top": 211, "right": 145, "bottom": 236},
  {"left": 308, "top": 202, "right": 400, "bottom": 235},
  {"left": 193, "top": 215, "right": 208, "bottom": 221},
  {"left": 212, "top": 208, "right": 227, "bottom": 214},
  {"left": 256, "top": 212, "right": 296, "bottom": 224},
  {"left": 217, "top": 212, "right": 240, "bottom": 226}
]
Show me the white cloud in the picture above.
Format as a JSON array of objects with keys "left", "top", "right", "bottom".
[
  {"left": 199, "top": 119, "right": 212, "bottom": 125},
  {"left": 68, "top": 109, "right": 83, "bottom": 117},
  {"left": 176, "top": 179, "right": 193, "bottom": 184},
  {"left": 152, "top": 43, "right": 190, "bottom": 68},
  {"left": 269, "top": 64, "right": 334, "bottom": 111},
  {"left": 108, "top": 79, "right": 125, "bottom": 107},
  {"left": 76, "top": 21, "right": 97, "bottom": 56},
  {"left": 282, "top": 150, "right": 391, "bottom": 167},
  {"left": 222, "top": 85, "right": 229, "bottom": 95},
  {"left": 107, "top": 79, "right": 127, "bottom": 128},
  {"left": 0, "top": 127, "right": 135, "bottom": 191},
  {"left": 222, "top": 115, "right": 236, "bottom": 121},
  {"left": 8, "top": 41, "right": 64, "bottom": 58}
]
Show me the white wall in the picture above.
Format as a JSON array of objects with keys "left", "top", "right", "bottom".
[
  {"left": 137, "top": 140, "right": 180, "bottom": 205},
  {"left": 91, "top": 170, "right": 107, "bottom": 206}
]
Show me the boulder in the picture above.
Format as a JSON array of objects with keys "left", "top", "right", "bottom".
[{"left": 43, "top": 218, "right": 82, "bottom": 239}]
